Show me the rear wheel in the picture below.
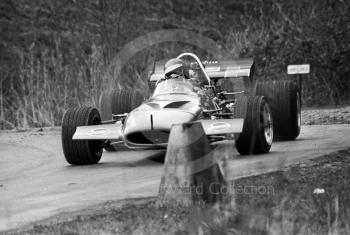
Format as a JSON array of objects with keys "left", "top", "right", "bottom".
[
  {"left": 61, "top": 107, "right": 103, "bottom": 165},
  {"left": 99, "top": 90, "right": 114, "bottom": 121},
  {"left": 112, "top": 90, "right": 144, "bottom": 115},
  {"left": 255, "top": 80, "right": 300, "bottom": 140},
  {"left": 99, "top": 90, "right": 144, "bottom": 120},
  {"left": 99, "top": 90, "right": 144, "bottom": 151},
  {"left": 234, "top": 96, "right": 273, "bottom": 155}
]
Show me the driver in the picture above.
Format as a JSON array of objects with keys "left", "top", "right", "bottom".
[
  {"left": 164, "top": 58, "right": 201, "bottom": 87},
  {"left": 164, "top": 58, "right": 188, "bottom": 79}
]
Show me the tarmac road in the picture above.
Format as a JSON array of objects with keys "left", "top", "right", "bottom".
[{"left": 0, "top": 124, "right": 350, "bottom": 231}]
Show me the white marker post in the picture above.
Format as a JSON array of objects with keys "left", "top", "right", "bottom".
[{"left": 287, "top": 64, "right": 310, "bottom": 106}]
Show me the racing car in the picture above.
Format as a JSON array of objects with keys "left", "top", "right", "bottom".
[{"left": 61, "top": 53, "right": 301, "bottom": 165}]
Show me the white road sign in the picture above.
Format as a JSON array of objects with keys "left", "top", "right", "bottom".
[{"left": 287, "top": 64, "right": 310, "bottom": 74}]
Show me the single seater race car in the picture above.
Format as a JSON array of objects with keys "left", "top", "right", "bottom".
[{"left": 61, "top": 53, "right": 301, "bottom": 165}]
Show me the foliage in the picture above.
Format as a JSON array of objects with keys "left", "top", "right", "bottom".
[{"left": 0, "top": 0, "right": 349, "bottom": 128}]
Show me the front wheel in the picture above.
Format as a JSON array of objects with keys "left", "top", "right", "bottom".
[
  {"left": 234, "top": 96, "right": 273, "bottom": 155},
  {"left": 61, "top": 107, "right": 103, "bottom": 165}
]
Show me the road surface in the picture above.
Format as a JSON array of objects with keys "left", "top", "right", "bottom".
[{"left": 0, "top": 124, "right": 350, "bottom": 231}]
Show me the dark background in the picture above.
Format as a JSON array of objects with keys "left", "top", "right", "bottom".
[{"left": 0, "top": 0, "right": 349, "bottom": 128}]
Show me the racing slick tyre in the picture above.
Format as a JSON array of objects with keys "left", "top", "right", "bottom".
[
  {"left": 255, "top": 80, "right": 301, "bottom": 141},
  {"left": 99, "top": 90, "right": 144, "bottom": 151},
  {"left": 111, "top": 90, "right": 144, "bottom": 115},
  {"left": 234, "top": 96, "right": 273, "bottom": 155},
  {"left": 99, "top": 90, "right": 114, "bottom": 121},
  {"left": 61, "top": 107, "right": 103, "bottom": 165},
  {"left": 99, "top": 90, "right": 144, "bottom": 120}
]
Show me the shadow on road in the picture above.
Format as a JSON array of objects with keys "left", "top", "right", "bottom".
[
  {"left": 64, "top": 150, "right": 166, "bottom": 169},
  {"left": 144, "top": 150, "right": 166, "bottom": 163}
]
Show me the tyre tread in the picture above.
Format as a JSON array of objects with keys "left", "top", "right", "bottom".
[
  {"left": 61, "top": 107, "right": 102, "bottom": 165},
  {"left": 256, "top": 80, "right": 300, "bottom": 140}
]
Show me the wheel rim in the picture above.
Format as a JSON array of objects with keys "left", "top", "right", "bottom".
[
  {"left": 262, "top": 104, "right": 273, "bottom": 145},
  {"left": 297, "top": 92, "right": 301, "bottom": 129}
]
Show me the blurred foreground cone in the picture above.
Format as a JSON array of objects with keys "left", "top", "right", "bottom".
[{"left": 158, "top": 122, "right": 229, "bottom": 205}]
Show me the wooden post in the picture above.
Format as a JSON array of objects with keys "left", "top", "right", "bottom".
[{"left": 158, "top": 122, "right": 229, "bottom": 206}]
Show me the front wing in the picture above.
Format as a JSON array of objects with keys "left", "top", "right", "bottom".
[
  {"left": 198, "top": 118, "right": 244, "bottom": 135},
  {"left": 72, "top": 119, "right": 244, "bottom": 140},
  {"left": 73, "top": 123, "right": 123, "bottom": 140}
]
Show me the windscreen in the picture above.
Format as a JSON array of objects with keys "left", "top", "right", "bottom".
[{"left": 152, "top": 78, "right": 196, "bottom": 97}]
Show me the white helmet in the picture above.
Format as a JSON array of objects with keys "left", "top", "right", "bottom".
[{"left": 164, "top": 58, "right": 185, "bottom": 76}]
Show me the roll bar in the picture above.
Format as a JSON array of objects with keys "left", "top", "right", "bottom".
[{"left": 177, "top": 52, "right": 211, "bottom": 85}]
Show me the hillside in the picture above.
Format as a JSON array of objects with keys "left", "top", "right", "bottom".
[{"left": 0, "top": 0, "right": 349, "bottom": 128}]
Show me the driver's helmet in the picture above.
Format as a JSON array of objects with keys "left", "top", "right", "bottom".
[{"left": 164, "top": 58, "right": 186, "bottom": 77}]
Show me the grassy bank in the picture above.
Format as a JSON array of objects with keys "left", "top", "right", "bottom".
[{"left": 1, "top": 0, "right": 349, "bottom": 129}]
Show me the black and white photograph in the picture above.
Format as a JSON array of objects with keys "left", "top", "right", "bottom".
[{"left": 0, "top": 0, "right": 350, "bottom": 234}]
